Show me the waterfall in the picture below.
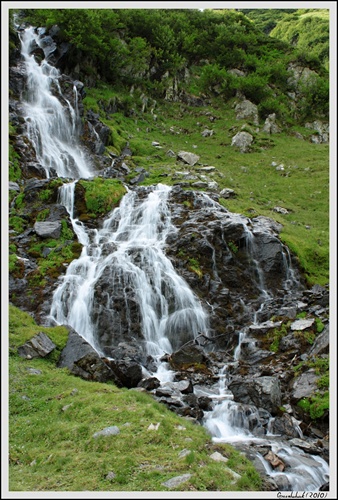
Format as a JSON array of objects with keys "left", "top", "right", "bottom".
[
  {"left": 49, "top": 183, "right": 209, "bottom": 364},
  {"left": 18, "top": 25, "right": 329, "bottom": 492},
  {"left": 18, "top": 26, "right": 94, "bottom": 179}
]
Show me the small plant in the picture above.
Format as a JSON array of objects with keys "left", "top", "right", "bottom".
[
  {"left": 269, "top": 321, "right": 289, "bottom": 352},
  {"left": 9, "top": 216, "right": 26, "bottom": 233},
  {"left": 188, "top": 257, "right": 203, "bottom": 278},
  {"left": 228, "top": 241, "right": 239, "bottom": 254},
  {"left": 183, "top": 200, "right": 193, "bottom": 208},
  {"left": 297, "top": 392, "right": 329, "bottom": 419},
  {"left": 315, "top": 317, "right": 325, "bottom": 333},
  {"left": 36, "top": 209, "right": 50, "bottom": 221},
  {"left": 14, "top": 192, "right": 25, "bottom": 210}
]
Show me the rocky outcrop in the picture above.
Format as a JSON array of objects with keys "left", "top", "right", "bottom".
[
  {"left": 57, "top": 327, "right": 115, "bottom": 383},
  {"left": 18, "top": 332, "right": 56, "bottom": 359},
  {"left": 235, "top": 99, "right": 259, "bottom": 125}
]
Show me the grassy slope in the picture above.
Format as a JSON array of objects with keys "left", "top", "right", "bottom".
[
  {"left": 7, "top": 75, "right": 330, "bottom": 493},
  {"left": 8, "top": 306, "right": 262, "bottom": 492}
]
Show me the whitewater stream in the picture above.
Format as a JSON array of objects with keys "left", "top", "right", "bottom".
[{"left": 17, "top": 25, "right": 330, "bottom": 492}]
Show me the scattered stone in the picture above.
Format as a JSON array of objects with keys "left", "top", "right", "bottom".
[
  {"left": 25, "top": 368, "right": 42, "bottom": 375},
  {"left": 178, "top": 449, "right": 191, "bottom": 458},
  {"left": 231, "top": 131, "right": 253, "bottom": 153},
  {"left": 147, "top": 422, "right": 160, "bottom": 431},
  {"left": 220, "top": 188, "right": 236, "bottom": 198},
  {"left": 93, "top": 426, "right": 120, "bottom": 438},
  {"left": 18, "top": 332, "right": 56, "bottom": 359},
  {"left": 61, "top": 404, "right": 73, "bottom": 412},
  {"left": 290, "top": 318, "right": 315, "bottom": 331},
  {"left": 201, "top": 129, "right": 213, "bottom": 137},
  {"left": 210, "top": 451, "right": 228, "bottom": 462},
  {"left": 161, "top": 473, "right": 192, "bottom": 489},
  {"left": 273, "top": 206, "right": 289, "bottom": 215},
  {"left": 177, "top": 151, "right": 200, "bottom": 166}
]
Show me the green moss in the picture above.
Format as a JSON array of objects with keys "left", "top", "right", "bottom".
[
  {"left": 9, "top": 216, "right": 26, "bottom": 234},
  {"left": 228, "top": 241, "right": 239, "bottom": 254},
  {"left": 36, "top": 209, "right": 50, "bottom": 221},
  {"left": 297, "top": 392, "right": 329, "bottom": 419},
  {"left": 78, "top": 178, "right": 126, "bottom": 217},
  {"left": 315, "top": 318, "right": 325, "bottom": 333},
  {"left": 268, "top": 321, "right": 290, "bottom": 352}
]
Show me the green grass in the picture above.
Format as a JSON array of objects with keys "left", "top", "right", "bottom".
[
  {"left": 78, "top": 178, "right": 127, "bottom": 217},
  {"left": 8, "top": 305, "right": 263, "bottom": 492}
]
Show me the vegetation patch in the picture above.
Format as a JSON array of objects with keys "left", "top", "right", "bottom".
[
  {"left": 297, "top": 392, "right": 329, "bottom": 420},
  {"left": 78, "top": 178, "right": 126, "bottom": 217}
]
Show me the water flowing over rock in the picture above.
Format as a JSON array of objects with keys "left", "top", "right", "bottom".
[{"left": 9, "top": 25, "right": 330, "bottom": 492}]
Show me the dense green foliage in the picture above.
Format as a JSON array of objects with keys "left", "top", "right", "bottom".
[
  {"left": 16, "top": 8, "right": 329, "bottom": 123},
  {"left": 239, "top": 8, "right": 298, "bottom": 34},
  {"left": 270, "top": 9, "right": 330, "bottom": 70}
]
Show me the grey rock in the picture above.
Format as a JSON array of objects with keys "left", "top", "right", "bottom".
[
  {"left": 18, "top": 332, "right": 56, "bottom": 359},
  {"left": 231, "top": 131, "right": 253, "bottom": 153},
  {"left": 34, "top": 221, "right": 62, "bottom": 239},
  {"left": 162, "top": 473, "right": 192, "bottom": 489},
  {"left": 177, "top": 151, "right": 200, "bottom": 166},
  {"left": 93, "top": 426, "right": 120, "bottom": 438}
]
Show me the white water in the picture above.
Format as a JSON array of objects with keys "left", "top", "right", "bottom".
[
  {"left": 19, "top": 25, "right": 329, "bottom": 492},
  {"left": 19, "top": 26, "right": 94, "bottom": 179},
  {"left": 50, "top": 183, "right": 209, "bottom": 372}
]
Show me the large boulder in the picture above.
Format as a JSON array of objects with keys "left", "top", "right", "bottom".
[
  {"left": 229, "top": 376, "right": 282, "bottom": 415},
  {"left": 57, "top": 327, "right": 114, "bottom": 382}
]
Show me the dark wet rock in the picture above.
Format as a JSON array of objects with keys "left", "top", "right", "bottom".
[
  {"left": 138, "top": 377, "right": 161, "bottom": 391},
  {"left": 57, "top": 327, "right": 114, "bottom": 382},
  {"left": 106, "top": 358, "right": 143, "bottom": 388},
  {"left": 309, "top": 325, "right": 329, "bottom": 356},
  {"left": 269, "top": 413, "right": 303, "bottom": 439},
  {"left": 229, "top": 376, "right": 282, "bottom": 415},
  {"left": 168, "top": 344, "right": 208, "bottom": 370}
]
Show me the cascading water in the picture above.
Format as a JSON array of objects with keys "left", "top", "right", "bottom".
[
  {"left": 19, "top": 26, "right": 94, "bottom": 180},
  {"left": 50, "top": 183, "right": 209, "bottom": 374},
  {"left": 201, "top": 231, "right": 329, "bottom": 491},
  {"left": 18, "top": 25, "right": 329, "bottom": 492}
]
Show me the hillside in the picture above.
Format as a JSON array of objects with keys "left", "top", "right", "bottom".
[{"left": 6, "top": 6, "right": 332, "bottom": 495}]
